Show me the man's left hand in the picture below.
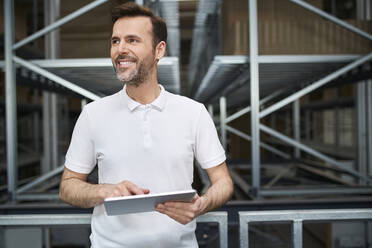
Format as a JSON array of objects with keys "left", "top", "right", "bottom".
[{"left": 155, "top": 194, "right": 206, "bottom": 225}]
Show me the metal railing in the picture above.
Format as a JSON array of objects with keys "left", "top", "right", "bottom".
[
  {"left": 239, "top": 209, "right": 372, "bottom": 248},
  {"left": 0, "top": 211, "right": 228, "bottom": 248}
]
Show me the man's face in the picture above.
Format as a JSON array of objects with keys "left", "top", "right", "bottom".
[{"left": 111, "top": 16, "right": 156, "bottom": 86}]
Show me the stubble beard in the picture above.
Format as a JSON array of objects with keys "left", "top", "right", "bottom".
[{"left": 115, "top": 55, "right": 155, "bottom": 87}]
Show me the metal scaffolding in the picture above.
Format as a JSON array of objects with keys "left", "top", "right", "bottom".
[
  {"left": 189, "top": 0, "right": 372, "bottom": 198},
  {"left": 2, "top": 0, "right": 181, "bottom": 202}
]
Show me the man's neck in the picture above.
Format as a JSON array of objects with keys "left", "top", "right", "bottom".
[{"left": 126, "top": 80, "right": 161, "bottom": 105}]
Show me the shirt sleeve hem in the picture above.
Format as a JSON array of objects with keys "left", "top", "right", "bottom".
[
  {"left": 199, "top": 153, "right": 226, "bottom": 169},
  {"left": 65, "top": 160, "right": 94, "bottom": 174}
]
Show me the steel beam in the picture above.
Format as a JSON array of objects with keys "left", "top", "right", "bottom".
[
  {"left": 289, "top": 0, "right": 372, "bottom": 41},
  {"left": 260, "top": 124, "right": 372, "bottom": 183},
  {"left": 368, "top": 80, "right": 372, "bottom": 176},
  {"left": 293, "top": 99, "right": 300, "bottom": 159},
  {"left": 292, "top": 220, "right": 303, "bottom": 248},
  {"left": 13, "top": 0, "right": 108, "bottom": 50},
  {"left": 220, "top": 97, "right": 227, "bottom": 149},
  {"left": 226, "top": 125, "right": 291, "bottom": 159},
  {"left": 13, "top": 56, "right": 100, "bottom": 101},
  {"left": 357, "top": 82, "right": 367, "bottom": 184},
  {"left": 4, "top": 0, "right": 18, "bottom": 202},
  {"left": 259, "top": 53, "right": 372, "bottom": 118},
  {"left": 249, "top": 0, "right": 260, "bottom": 194}
]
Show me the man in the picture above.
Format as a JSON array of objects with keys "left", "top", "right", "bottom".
[{"left": 59, "top": 2, "right": 233, "bottom": 247}]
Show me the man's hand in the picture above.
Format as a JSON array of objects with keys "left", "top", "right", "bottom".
[
  {"left": 155, "top": 194, "right": 207, "bottom": 225},
  {"left": 99, "top": 180, "right": 150, "bottom": 200}
]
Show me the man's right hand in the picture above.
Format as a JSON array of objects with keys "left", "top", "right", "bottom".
[{"left": 98, "top": 180, "right": 150, "bottom": 201}]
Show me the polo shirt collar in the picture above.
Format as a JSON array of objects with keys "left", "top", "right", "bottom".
[{"left": 122, "top": 84, "right": 166, "bottom": 112}]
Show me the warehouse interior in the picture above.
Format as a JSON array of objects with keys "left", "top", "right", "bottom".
[{"left": 0, "top": 0, "right": 372, "bottom": 247}]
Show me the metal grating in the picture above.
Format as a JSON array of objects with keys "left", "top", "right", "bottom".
[{"left": 194, "top": 55, "right": 363, "bottom": 106}]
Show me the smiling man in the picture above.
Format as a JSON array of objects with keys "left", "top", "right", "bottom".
[{"left": 59, "top": 2, "right": 233, "bottom": 248}]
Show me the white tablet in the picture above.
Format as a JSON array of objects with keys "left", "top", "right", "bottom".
[{"left": 103, "top": 189, "right": 197, "bottom": 216}]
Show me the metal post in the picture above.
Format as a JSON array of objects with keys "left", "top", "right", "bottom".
[
  {"left": 208, "top": 104, "right": 214, "bottom": 117},
  {"left": 220, "top": 97, "right": 227, "bottom": 149},
  {"left": 292, "top": 220, "right": 303, "bottom": 248},
  {"left": 368, "top": 80, "right": 372, "bottom": 177},
  {"left": 293, "top": 99, "right": 300, "bottom": 159},
  {"left": 49, "top": 0, "right": 60, "bottom": 170},
  {"left": 4, "top": 0, "right": 18, "bottom": 202},
  {"left": 240, "top": 220, "right": 249, "bottom": 248},
  {"left": 249, "top": 0, "right": 260, "bottom": 195}
]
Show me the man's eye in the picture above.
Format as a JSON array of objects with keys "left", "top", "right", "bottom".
[
  {"left": 129, "top": 39, "right": 138, "bottom": 43},
  {"left": 112, "top": 39, "right": 119, "bottom": 44}
]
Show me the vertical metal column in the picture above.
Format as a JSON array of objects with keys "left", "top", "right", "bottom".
[
  {"left": 249, "top": 0, "right": 260, "bottom": 194},
  {"left": 208, "top": 104, "right": 214, "bottom": 117},
  {"left": 356, "top": 0, "right": 369, "bottom": 184},
  {"left": 4, "top": 0, "right": 18, "bottom": 201},
  {"left": 365, "top": 0, "right": 372, "bottom": 181},
  {"left": 292, "top": 220, "right": 303, "bottom": 248},
  {"left": 220, "top": 97, "right": 227, "bottom": 149},
  {"left": 50, "top": 0, "right": 60, "bottom": 169},
  {"left": 293, "top": 99, "right": 300, "bottom": 159}
]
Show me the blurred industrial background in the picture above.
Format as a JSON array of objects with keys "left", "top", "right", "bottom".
[{"left": 0, "top": 0, "right": 372, "bottom": 247}]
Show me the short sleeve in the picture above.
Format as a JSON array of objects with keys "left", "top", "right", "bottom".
[
  {"left": 65, "top": 106, "right": 96, "bottom": 174},
  {"left": 194, "top": 105, "right": 226, "bottom": 169}
]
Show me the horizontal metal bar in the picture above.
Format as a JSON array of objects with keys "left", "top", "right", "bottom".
[
  {"left": 16, "top": 165, "right": 64, "bottom": 194},
  {"left": 239, "top": 209, "right": 372, "bottom": 222},
  {"left": 226, "top": 125, "right": 291, "bottom": 159},
  {"left": 16, "top": 193, "right": 60, "bottom": 201},
  {"left": 260, "top": 124, "right": 372, "bottom": 183},
  {"left": 0, "top": 57, "right": 178, "bottom": 68},
  {"left": 289, "top": 0, "right": 372, "bottom": 41},
  {"left": 208, "top": 55, "right": 360, "bottom": 65},
  {"left": 259, "top": 187, "right": 372, "bottom": 196},
  {"left": 13, "top": 0, "right": 108, "bottom": 50},
  {"left": 0, "top": 214, "right": 91, "bottom": 226},
  {"left": 0, "top": 211, "right": 228, "bottom": 248},
  {"left": 257, "top": 55, "right": 360, "bottom": 63},
  {"left": 259, "top": 53, "right": 372, "bottom": 118},
  {"left": 13, "top": 56, "right": 101, "bottom": 101}
]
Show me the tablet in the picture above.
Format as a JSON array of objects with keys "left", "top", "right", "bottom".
[{"left": 104, "top": 189, "right": 197, "bottom": 216}]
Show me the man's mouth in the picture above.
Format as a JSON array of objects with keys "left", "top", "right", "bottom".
[{"left": 115, "top": 56, "right": 137, "bottom": 69}]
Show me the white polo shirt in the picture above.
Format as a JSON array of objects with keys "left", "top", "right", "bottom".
[{"left": 65, "top": 85, "right": 226, "bottom": 248}]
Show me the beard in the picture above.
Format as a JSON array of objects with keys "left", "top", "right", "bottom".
[{"left": 114, "top": 54, "right": 155, "bottom": 87}]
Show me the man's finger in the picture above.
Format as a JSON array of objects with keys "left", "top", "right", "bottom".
[
  {"left": 156, "top": 206, "right": 192, "bottom": 225},
  {"left": 121, "top": 180, "right": 144, "bottom": 195}
]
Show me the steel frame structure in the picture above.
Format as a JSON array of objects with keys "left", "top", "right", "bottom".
[
  {"left": 0, "top": 211, "right": 228, "bottom": 248},
  {"left": 239, "top": 208, "right": 372, "bottom": 248},
  {"left": 3, "top": 0, "right": 180, "bottom": 201},
  {"left": 213, "top": 0, "right": 372, "bottom": 196}
]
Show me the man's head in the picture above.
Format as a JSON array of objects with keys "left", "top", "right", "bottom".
[{"left": 110, "top": 3, "right": 167, "bottom": 86}]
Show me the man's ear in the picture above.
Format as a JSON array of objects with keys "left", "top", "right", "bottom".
[{"left": 155, "top": 41, "right": 166, "bottom": 60}]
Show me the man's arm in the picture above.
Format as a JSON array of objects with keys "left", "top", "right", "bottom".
[
  {"left": 155, "top": 162, "right": 233, "bottom": 224},
  {"left": 59, "top": 167, "right": 149, "bottom": 208}
]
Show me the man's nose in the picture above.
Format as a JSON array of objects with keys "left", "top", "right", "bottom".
[{"left": 118, "top": 41, "right": 129, "bottom": 54}]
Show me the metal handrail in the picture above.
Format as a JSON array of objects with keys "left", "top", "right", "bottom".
[
  {"left": 239, "top": 208, "right": 372, "bottom": 248},
  {"left": 0, "top": 211, "right": 228, "bottom": 248}
]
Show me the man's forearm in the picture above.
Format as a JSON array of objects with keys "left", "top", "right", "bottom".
[
  {"left": 200, "top": 176, "right": 233, "bottom": 214},
  {"left": 59, "top": 178, "right": 104, "bottom": 208}
]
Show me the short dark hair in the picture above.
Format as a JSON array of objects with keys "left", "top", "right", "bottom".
[{"left": 111, "top": 2, "right": 167, "bottom": 48}]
